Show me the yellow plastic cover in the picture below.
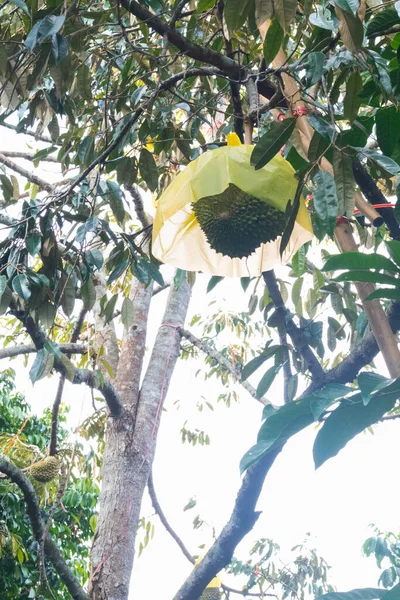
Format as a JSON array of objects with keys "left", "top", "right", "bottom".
[{"left": 152, "top": 145, "right": 313, "bottom": 277}]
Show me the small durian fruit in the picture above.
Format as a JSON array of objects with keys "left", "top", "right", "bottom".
[
  {"left": 199, "top": 588, "right": 222, "bottom": 600},
  {"left": 30, "top": 456, "right": 60, "bottom": 483},
  {"left": 192, "top": 183, "right": 287, "bottom": 259}
]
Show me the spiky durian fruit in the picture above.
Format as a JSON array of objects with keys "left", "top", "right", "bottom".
[
  {"left": 30, "top": 456, "right": 60, "bottom": 483},
  {"left": 199, "top": 588, "right": 222, "bottom": 600},
  {"left": 192, "top": 183, "right": 287, "bottom": 259}
]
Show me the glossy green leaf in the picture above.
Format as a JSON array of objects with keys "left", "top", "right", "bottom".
[
  {"left": 274, "top": 0, "right": 297, "bottom": 32},
  {"left": 358, "top": 372, "right": 392, "bottom": 406},
  {"left": 375, "top": 107, "right": 400, "bottom": 157},
  {"left": 29, "top": 349, "right": 54, "bottom": 384},
  {"left": 332, "top": 149, "right": 355, "bottom": 217},
  {"left": 251, "top": 119, "right": 296, "bottom": 170},
  {"left": 333, "top": 0, "right": 359, "bottom": 15},
  {"left": 60, "top": 275, "right": 75, "bottom": 317},
  {"left": 356, "top": 148, "right": 400, "bottom": 176},
  {"left": 382, "top": 582, "right": 400, "bottom": 599},
  {"left": 107, "top": 259, "right": 130, "bottom": 285},
  {"left": 323, "top": 252, "right": 397, "bottom": 272},
  {"left": 335, "top": 7, "right": 364, "bottom": 54},
  {"left": 9, "top": 0, "right": 29, "bottom": 15},
  {"left": 241, "top": 345, "right": 281, "bottom": 381},
  {"left": 305, "top": 52, "right": 326, "bottom": 86},
  {"left": 12, "top": 274, "right": 31, "bottom": 301},
  {"left": 313, "top": 170, "right": 339, "bottom": 238},
  {"left": 26, "top": 233, "right": 41, "bottom": 257},
  {"left": 386, "top": 240, "right": 400, "bottom": 267},
  {"left": 103, "top": 294, "right": 118, "bottom": 324},
  {"left": 81, "top": 277, "right": 96, "bottom": 310},
  {"left": 121, "top": 296, "right": 134, "bottom": 329},
  {"left": 308, "top": 130, "right": 330, "bottom": 163},
  {"left": 0, "top": 286, "right": 12, "bottom": 315},
  {"left": 207, "top": 276, "right": 223, "bottom": 293},
  {"left": 333, "top": 271, "right": 400, "bottom": 286},
  {"left": 343, "top": 71, "right": 363, "bottom": 122},
  {"left": 105, "top": 180, "right": 125, "bottom": 224},
  {"left": 263, "top": 19, "right": 284, "bottom": 65},
  {"left": 316, "top": 589, "right": 387, "bottom": 600},
  {"left": 366, "top": 288, "right": 400, "bottom": 301},
  {"left": 366, "top": 8, "right": 400, "bottom": 36},
  {"left": 313, "top": 389, "right": 398, "bottom": 469},
  {"left": 256, "top": 365, "right": 280, "bottom": 398},
  {"left": 139, "top": 148, "right": 158, "bottom": 192},
  {"left": 224, "top": 0, "right": 253, "bottom": 32}
]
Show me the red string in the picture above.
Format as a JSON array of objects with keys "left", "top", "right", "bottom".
[{"left": 354, "top": 203, "right": 396, "bottom": 214}]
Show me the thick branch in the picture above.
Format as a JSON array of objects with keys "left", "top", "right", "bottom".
[
  {"left": 0, "top": 457, "right": 89, "bottom": 600},
  {"left": 148, "top": 470, "right": 194, "bottom": 565},
  {"left": 179, "top": 327, "right": 271, "bottom": 406},
  {"left": 19, "top": 315, "right": 123, "bottom": 417},
  {"left": 0, "top": 153, "right": 54, "bottom": 192},
  {"left": 263, "top": 271, "right": 324, "bottom": 382},
  {"left": 173, "top": 448, "right": 282, "bottom": 600},
  {"left": 126, "top": 184, "right": 150, "bottom": 228},
  {"left": 0, "top": 342, "right": 86, "bottom": 360},
  {"left": 0, "top": 121, "right": 54, "bottom": 144},
  {"left": 0, "top": 150, "right": 58, "bottom": 162},
  {"left": 49, "top": 375, "right": 65, "bottom": 456}
]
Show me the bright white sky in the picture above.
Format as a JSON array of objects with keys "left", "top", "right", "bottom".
[{"left": 1, "top": 126, "right": 399, "bottom": 599}]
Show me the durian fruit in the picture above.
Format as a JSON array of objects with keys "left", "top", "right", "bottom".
[
  {"left": 192, "top": 183, "right": 287, "bottom": 259},
  {"left": 199, "top": 587, "right": 222, "bottom": 600},
  {"left": 29, "top": 456, "right": 60, "bottom": 483}
]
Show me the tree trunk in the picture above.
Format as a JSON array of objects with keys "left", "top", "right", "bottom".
[{"left": 89, "top": 277, "right": 192, "bottom": 600}]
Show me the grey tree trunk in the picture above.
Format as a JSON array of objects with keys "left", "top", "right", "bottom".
[{"left": 90, "top": 277, "right": 192, "bottom": 600}]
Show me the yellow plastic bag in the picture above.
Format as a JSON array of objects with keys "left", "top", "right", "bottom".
[{"left": 152, "top": 144, "right": 313, "bottom": 277}]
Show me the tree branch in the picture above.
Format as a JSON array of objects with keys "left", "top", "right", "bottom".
[
  {"left": 0, "top": 153, "right": 54, "bottom": 192},
  {"left": 0, "top": 121, "right": 54, "bottom": 144},
  {"left": 125, "top": 184, "right": 150, "bottom": 228},
  {"left": 173, "top": 448, "right": 282, "bottom": 600},
  {"left": 0, "top": 342, "right": 87, "bottom": 360},
  {"left": 178, "top": 327, "right": 271, "bottom": 406},
  {"left": 148, "top": 470, "right": 195, "bottom": 565},
  {"left": 0, "top": 457, "right": 89, "bottom": 600},
  {"left": 0, "top": 150, "right": 58, "bottom": 162},
  {"left": 18, "top": 315, "right": 123, "bottom": 417},
  {"left": 263, "top": 271, "right": 324, "bottom": 383}
]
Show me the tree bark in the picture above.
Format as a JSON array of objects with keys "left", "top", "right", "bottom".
[{"left": 89, "top": 277, "right": 192, "bottom": 600}]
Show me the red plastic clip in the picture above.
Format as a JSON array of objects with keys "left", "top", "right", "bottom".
[
  {"left": 337, "top": 215, "right": 349, "bottom": 225},
  {"left": 276, "top": 112, "right": 286, "bottom": 122}
]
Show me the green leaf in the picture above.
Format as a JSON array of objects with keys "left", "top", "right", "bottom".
[
  {"left": 375, "top": 107, "right": 400, "bottom": 157},
  {"left": 308, "top": 130, "right": 330, "bottom": 163},
  {"left": 77, "top": 136, "right": 94, "bottom": 165},
  {"left": 356, "top": 148, "right": 400, "bottom": 176},
  {"left": 280, "top": 181, "right": 301, "bottom": 256},
  {"left": 60, "top": 354, "right": 75, "bottom": 382},
  {"left": 313, "top": 388, "right": 398, "bottom": 469},
  {"left": 333, "top": 0, "right": 359, "bottom": 16},
  {"left": 29, "top": 349, "right": 54, "bottom": 384},
  {"left": 382, "top": 582, "right": 400, "bottom": 599},
  {"left": 256, "top": 365, "right": 280, "bottom": 398},
  {"left": 255, "top": 0, "right": 274, "bottom": 26},
  {"left": 386, "top": 240, "right": 400, "bottom": 267},
  {"left": 366, "top": 288, "right": 400, "bottom": 301},
  {"left": 139, "top": 259, "right": 164, "bottom": 286},
  {"left": 333, "top": 270, "right": 400, "bottom": 286},
  {"left": 263, "top": 19, "right": 284, "bottom": 65},
  {"left": 366, "top": 8, "right": 400, "bottom": 36},
  {"left": 105, "top": 180, "right": 125, "bottom": 225},
  {"left": 332, "top": 149, "right": 356, "bottom": 217},
  {"left": 103, "top": 294, "right": 118, "bottom": 324},
  {"left": 322, "top": 252, "right": 397, "bottom": 272},
  {"left": 139, "top": 149, "right": 158, "bottom": 192},
  {"left": 0, "top": 175, "right": 14, "bottom": 203},
  {"left": 344, "top": 71, "right": 363, "bottom": 122},
  {"left": 0, "top": 275, "right": 6, "bottom": 298},
  {"left": 308, "top": 384, "right": 353, "bottom": 420},
  {"left": 116, "top": 156, "right": 138, "bottom": 187},
  {"left": 25, "top": 15, "right": 66, "bottom": 51},
  {"left": 224, "top": 0, "right": 252, "bottom": 31},
  {"left": 274, "top": 0, "right": 297, "bottom": 32},
  {"left": 60, "top": 275, "right": 75, "bottom": 317},
  {"left": 358, "top": 372, "right": 391, "bottom": 406},
  {"left": 313, "top": 170, "right": 339, "bottom": 238},
  {"left": 77, "top": 64, "right": 92, "bottom": 100},
  {"left": 335, "top": 6, "right": 364, "bottom": 54},
  {"left": 12, "top": 274, "right": 31, "bottom": 301},
  {"left": 51, "top": 33, "right": 68, "bottom": 64},
  {"left": 0, "top": 285, "right": 12, "bottom": 315},
  {"left": 241, "top": 345, "right": 281, "bottom": 381},
  {"left": 37, "top": 301, "right": 56, "bottom": 328},
  {"left": 9, "top": 0, "right": 29, "bottom": 14},
  {"left": 121, "top": 297, "right": 134, "bottom": 329},
  {"left": 26, "top": 233, "right": 41, "bottom": 256},
  {"left": 251, "top": 119, "right": 296, "bottom": 170},
  {"left": 305, "top": 52, "right": 326, "bottom": 86},
  {"left": 174, "top": 268, "right": 187, "bottom": 290},
  {"left": 107, "top": 259, "right": 130, "bottom": 285},
  {"left": 207, "top": 276, "right": 223, "bottom": 293},
  {"left": 316, "top": 589, "right": 387, "bottom": 600},
  {"left": 81, "top": 278, "right": 96, "bottom": 311}
]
